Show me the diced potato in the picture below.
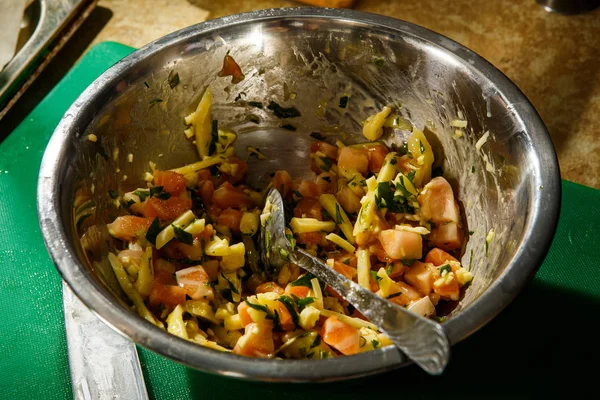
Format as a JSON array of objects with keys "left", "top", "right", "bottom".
[
  {"left": 356, "top": 249, "right": 371, "bottom": 289},
  {"left": 325, "top": 233, "right": 356, "bottom": 253},
  {"left": 204, "top": 235, "right": 230, "bottom": 256},
  {"left": 220, "top": 242, "right": 246, "bottom": 271},
  {"left": 299, "top": 306, "right": 321, "bottom": 330},
  {"left": 363, "top": 106, "right": 392, "bottom": 141},
  {"left": 185, "top": 300, "right": 219, "bottom": 324},
  {"left": 377, "top": 152, "right": 398, "bottom": 183},
  {"left": 166, "top": 305, "right": 189, "bottom": 340},
  {"left": 240, "top": 210, "right": 260, "bottom": 236},
  {"left": 156, "top": 210, "right": 196, "bottom": 249},
  {"left": 290, "top": 217, "right": 336, "bottom": 234},
  {"left": 224, "top": 314, "right": 244, "bottom": 331},
  {"left": 455, "top": 267, "right": 473, "bottom": 286},
  {"left": 184, "top": 219, "right": 206, "bottom": 235}
]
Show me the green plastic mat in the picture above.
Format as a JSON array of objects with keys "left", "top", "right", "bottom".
[{"left": 1, "top": 42, "right": 598, "bottom": 399}]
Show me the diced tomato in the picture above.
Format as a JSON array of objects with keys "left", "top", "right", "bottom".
[
  {"left": 224, "top": 157, "right": 248, "bottom": 184},
  {"left": 153, "top": 170, "right": 187, "bottom": 195},
  {"left": 337, "top": 147, "right": 369, "bottom": 175},
  {"left": 148, "top": 283, "right": 186, "bottom": 308},
  {"left": 425, "top": 248, "right": 458, "bottom": 266},
  {"left": 332, "top": 260, "right": 357, "bottom": 280},
  {"left": 295, "top": 180, "right": 322, "bottom": 198},
  {"left": 429, "top": 222, "right": 463, "bottom": 251},
  {"left": 218, "top": 54, "right": 245, "bottom": 84},
  {"left": 256, "top": 282, "right": 285, "bottom": 295},
  {"left": 212, "top": 182, "right": 253, "bottom": 209},
  {"left": 274, "top": 301, "right": 295, "bottom": 331},
  {"left": 197, "top": 180, "right": 214, "bottom": 207},
  {"left": 197, "top": 169, "right": 211, "bottom": 181},
  {"left": 404, "top": 261, "right": 434, "bottom": 295},
  {"left": 271, "top": 170, "right": 293, "bottom": 198},
  {"left": 320, "top": 316, "right": 360, "bottom": 356},
  {"left": 217, "top": 208, "right": 243, "bottom": 233},
  {"left": 284, "top": 284, "right": 311, "bottom": 299},
  {"left": 315, "top": 173, "right": 337, "bottom": 195},
  {"left": 233, "top": 322, "right": 275, "bottom": 358},
  {"left": 294, "top": 197, "right": 323, "bottom": 220},
  {"left": 433, "top": 272, "right": 460, "bottom": 301},
  {"left": 418, "top": 177, "right": 460, "bottom": 224},
  {"left": 386, "top": 281, "right": 423, "bottom": 307},
  {"left": 296, "top": 232, "right": 329, "bottom": 247},
  {"left": 387, "top": 261, "right": 406, "bottom": 280},
  {"left": 237, "top": 302, "right": 253, "bottom": 326},
  {"left": 365, "top": 144, "right": 388, "bottom": 173},
  {"left": 310, "top": 141, "right": 338, "bottom": 160},
  {"left": 378, "top": 229, "right": 422, "bottom": 260},
  {"left": 369, "top": 241, "right": 393, "bottom": 263},
  {"left": 175, "top": 266, "right": 214, "bottom": 300},
  {"left": 336, "top": 186, "right": 361, "bottom": 214},
  {"left": 107, "top": 216, "right": 154, "bottom": 241},
  {"left": 143, "top": 197, "right": 192, "bottom": 220},
  {"left": 154, "top": 259, "right": 176, "bottom": 284}
]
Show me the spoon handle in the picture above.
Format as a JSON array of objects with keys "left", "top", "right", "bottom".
[{"left": 294, "top": 248, "right": 450, "bottom": 375}]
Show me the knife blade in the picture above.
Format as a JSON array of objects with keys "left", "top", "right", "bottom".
[{"left": 62, "top": 281, "right": 149, "bottom": 400}]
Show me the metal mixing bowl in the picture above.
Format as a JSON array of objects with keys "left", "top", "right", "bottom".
[{"left": 37, "top": 8, "right": 560, "bottom": 381}]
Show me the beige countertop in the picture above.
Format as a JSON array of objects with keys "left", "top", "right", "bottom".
[{"left": 89, "top": 0, "right": 600, "bottom": 189}]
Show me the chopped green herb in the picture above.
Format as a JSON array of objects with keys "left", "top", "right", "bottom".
[
  {"left": 126, "top": 199, "right": 136, "bottom": 207},
  {"left": 386, "top": 292, "right": 402, "bottom": 299},
  {"left": 133, "top": 189, "right": 150, "bottom": 202},
  {"left": 370, "top": 270, "right": 382, "bottom": 282},
  {"left": 372, "top": 339, "right": 380, "bottom": 349},
  {"left": 172, "top": 225, "right": 193, "bottom": 245},
  {"left": 108, "top": 190, "right": 119, "bottom": 199},
  {"left": 471, "top": 165, "right": 475, "bottom": 173},
  {"left": 247, "top": 101, "right": 263, "bottom": 109},
  {"left": 310, "top": 132, "right": 325, "bottom": 141},
  {"left": 419, "top": 140, "right": 425, "bottom": 154},
  {"left": 311, "top": 334, "right": 321, "bottom": 348},
  {"left": 281, "top": 124, "right": 297, "bottom": 131},
  {"left": 149, "top": 98, "right": 163, "bottom": 105},
  {"left": 485, "top": 240, "right": 489, "bottom": 257},
  {"left": 245, "top": 300, "right": 272, "bottom": 316},
  {"left": 272, "top": 309, "right": 282, "bottom": 331},
  {"left": 296, "top": 297, "right": 315, "bottom": 312},
  {"left": 292, "top": 190, "right": 303, "bottom": 198},
  {"left": 145, "top": 217, "right": 161, "bottom": 245},
  {"left": 407, "top": 170, "right": 416, "bottom": 182},
  {"left": 168, "top": 71, "right": 180, "bottom": 89},
  {"left": 150, "top": 185, "right": 171, "bottom": 200},
  {"left": 386, "top": 264, "right": 393, "bottom": 276},
  {"left": 439, "top": 264, "right": 452, "bottom": 275},
  {"left": 342, "top": 259, "right": 350, "bottom": 265},
  {"left": 267, "top": 101, "right": 301, "bottom": 118},
  {"left": 338, "top": 96, "right": 349, "bottom": 108},
  {"left": 278, "top": 296, "right": 299, "bottom": 325},
  {"left": 285, "top": 232, "right": 296, "bottom": 251},
  {"left": 289, "top": 273, "right": 316, "bottom": 288},
  {"left": 320, "top": 157, "right": 333, "bottom": 172},
  {"left": 468, "top": 230, "right": 474, "bottom": 235},
  {"left": 321, "top": 176, "right": 331, "bottom": 183},
  {"left": 143, "top": 81, "right": 150, "bottom": 88},
  {"left": 209, "top": 119, "right": 219, "bottom": 155}
]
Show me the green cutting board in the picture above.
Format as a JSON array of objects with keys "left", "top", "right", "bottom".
[{"left": 1, "top": 42, "right": 598, "bottom": 399}]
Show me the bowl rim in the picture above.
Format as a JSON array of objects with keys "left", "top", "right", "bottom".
[{"left": 37, "top": 7, "right": 561, "bottom": 381}]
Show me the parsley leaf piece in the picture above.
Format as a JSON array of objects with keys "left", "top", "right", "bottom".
[
  {"left": 108, "top": 190, "right": 119, "bottom": 199},
  {"left": 244, "top": 300, "right": 272, "bottom": 316},
  {"left": 278, "top": 296, "right": 299, "bottom": 326},
  {"left": 145, "top": 217, "right": 161, "bottom": 245},
  {"left": 338, "top": 96, "right": 349, "bottom": 108},
  {"left": 221, "top": 272, "right": 239, "bottom": 294},
  {"left": 149, "top": 98, "right": 163, "bottom": 105},
  {"left": 173, "top": 225, "right": 193, "bottom": 245},
  {"left": 168, "top": 71, "right": 180, "bottom": 89},
  {"left": 311, "top": 334, "right": 322, "bottom": 348},
  {"left": 267, "top": 101, "right": 301, "bottom": 118},
  {"left": 335, "top": 203, "right": 343, "bottom": 224},
  {"left": 133, "top": 189, "right": 150, "bottom": 202},
  {"left": 386, "top": 292, "right": 402, "bottom": 299},
  {"left": 150, "top": 185, "right": 171, "bottom": 200},
  {"left": 372, "top": 339, "right": 380, "bottom": 349},
  {"left": 289, "top": 273, "right": 316, "bottom": 287},
  {"left": 320, "top": 157, "right": 333, "bottom": 172},
  {"left": 209, "top": 120, "right": 219, "bottom": 155},
  {"left": 370, "top": 270, "right": 382, "bottom": 282},
  {"left": 296, "top": 297, "right": 315, "bottom": 312},
  {"left": 439, "top": 264, "right": 452, "bottom": 275}
]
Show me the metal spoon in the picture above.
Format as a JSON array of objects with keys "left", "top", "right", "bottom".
[{"left": 260, "top": 188, "right": 450, "bottom": 375}]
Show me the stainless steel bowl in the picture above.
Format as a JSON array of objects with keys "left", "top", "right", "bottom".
[{"left": 37, "top": 8, "right": 561, "bottom": 381}]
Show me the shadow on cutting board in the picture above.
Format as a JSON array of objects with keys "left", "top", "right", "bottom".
[{"left": 179, "top": 281, "right": 598, "bottom": 399}]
